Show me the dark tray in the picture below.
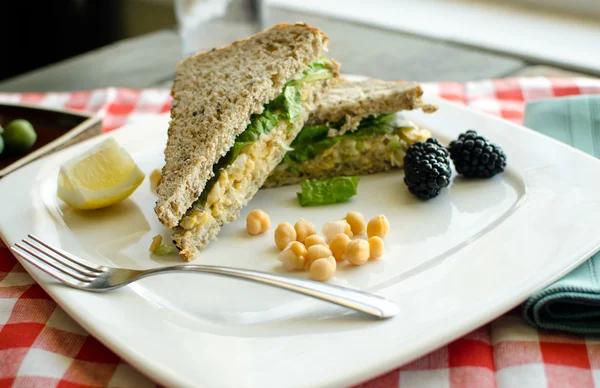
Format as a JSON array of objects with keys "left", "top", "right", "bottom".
[{"left": 0, "top": 103, "right": 102, "bottom": 178}]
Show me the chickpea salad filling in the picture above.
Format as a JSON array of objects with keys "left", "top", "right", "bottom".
[
  {"left": 268, "top": 114, "right": 431, "bottom": 182},
  {"left": 178, "top": 58, "right": 337, "bottom": 231}
]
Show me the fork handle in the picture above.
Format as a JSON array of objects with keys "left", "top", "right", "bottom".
[{"left": 141, "top": 264, "right": 399, "bottom": 319}]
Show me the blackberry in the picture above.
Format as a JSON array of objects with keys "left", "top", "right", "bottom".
[
  {"left": 403, "top": 138, "right": 452, "bottom": 200},
  {"left": 448, "top": 130, "right": 507, "bottom": 178}
]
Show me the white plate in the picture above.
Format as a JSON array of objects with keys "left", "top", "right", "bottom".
[{"left": 1, "top": 95, "right": 600, "bottom": 388}]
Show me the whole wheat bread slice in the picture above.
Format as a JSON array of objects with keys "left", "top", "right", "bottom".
[
  {"left": 155, "top": 23, "right": 332, "bottom": 228},
  {"left": 307, "top": 78, "right": 437, "bottom": 134}
]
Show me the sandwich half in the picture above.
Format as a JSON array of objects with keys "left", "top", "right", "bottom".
[
  {"left": 264, "top": 79, "right": 436, "bottom": 187},
  {"left": 155, "top": 23, "right": 339, "bottom": 261}
]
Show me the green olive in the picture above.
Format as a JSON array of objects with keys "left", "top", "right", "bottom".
[
  {"left": 0, "top": 136, "right": 4, "bottom": 156},
  {"left": 4, "top": 119, "right": 37, "bottom": 153},
  {"left": 0, "top": 124, "right": 4, "bottom": 135}
]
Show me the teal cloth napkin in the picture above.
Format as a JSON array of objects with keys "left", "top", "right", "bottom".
[{"left": 522, "top": 95, "right": 600, "bottom": 334}]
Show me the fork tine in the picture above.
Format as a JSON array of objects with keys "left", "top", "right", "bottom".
[
  {"left": 22, "top": 239, "right": 100, "bottom": 278},
  {"left": 28, "top": 234, "right": 103, "bottom": 272},
  {"left": 15, "top": 243, "right": 95, "bottom": 283},
  {"left": 11, "top": 246, "right": 82, "bottom": 288}
]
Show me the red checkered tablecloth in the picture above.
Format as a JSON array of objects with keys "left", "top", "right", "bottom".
[{"left": 2, "top": 78, "right": 600, "bottom": 387}]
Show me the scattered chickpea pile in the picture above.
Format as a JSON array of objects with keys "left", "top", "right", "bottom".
[{"left": 245, "top": 208, "right": 390, "bottom": 282}]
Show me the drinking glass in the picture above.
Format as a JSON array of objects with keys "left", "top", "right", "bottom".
[{"left": 174, "top": 0, "right": 263, "bottom": 57}]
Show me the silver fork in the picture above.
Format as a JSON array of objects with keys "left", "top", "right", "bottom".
[{"left": 10, "top": 234, "right": 399, "bottom": 319}]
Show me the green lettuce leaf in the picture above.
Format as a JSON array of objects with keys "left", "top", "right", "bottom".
[
  {"left": 153, "top": 244, "right": 179, "bottom": 256},
  {"left": 281, "top": 82, "right": 302, "bottom": 124},
  {"left": 296, "top": 176, "right": 360, "bottom": 207},
  {"left": 291, "top": 123, "right": 331, "bottom": 145},
  {"left": 299, "top": 58, "right": 334, "bottom": 83},
  {"left": 282, "top": 123, "right": 335, "bottom": 164},
  {"left": 286, "top": 137, "right": 339, "bottom": 165},
  {"left": 282, "top": 113, "right": 398, "bottom": 165},
  {"left": 348, "top": 113, "right": 396, "bottom": 138}
]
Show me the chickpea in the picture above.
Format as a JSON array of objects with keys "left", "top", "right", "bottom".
[
  {"left": 343, "top": 239, "right": 370, "bottom": 266},
  {"left": 149, "top": 234, "right": 162, "bottom": 253},
  {"left": 274, "top": 222, "right": 296, "bottom": 250},
  {"left": 305, "top": 244, "right": 333, "bottom": 269},
  {"left": 309, "top": 257, "right": 336, "bottom": 282},
  {"left": 345, "top": 211, "right": 366, "bottom": 235},
  {"left": 368, "top": 236, "right": 385, "bottom": 260},
  {"left": 324, "top": 255, "right": 337, "bottom": 268},
  {"left": 246, "top": 209, "right": 271, "bottom": 235},
  {"left": 367, "top": 215, "right": 390, "bottom": 239},
  {"left": 149, "top": 169, "right": 161, "bottom": 192},
  {"left": 294, "top": 218, "right": 316, "bottom": 243},
  {"left": 278, "top": 241, "right": 307, "bottom": 270},
  {"left": 322, "top": 220, "right": 353, "bottom": 242},
  {"left": 329, "top": 233, "right": 350, "bottom": 261},
  {"left": 305, "top": 234, "right": 327, "bottom": 249}
]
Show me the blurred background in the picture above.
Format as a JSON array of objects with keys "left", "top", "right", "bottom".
[
  {"left": 0, "top": 1, "right": 171, "bottom": 82},
  {"left": 1, "top": 0, "right": 599, "bottom": 91}
]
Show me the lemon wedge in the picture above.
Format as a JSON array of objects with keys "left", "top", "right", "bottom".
[{"left": 57, "top": 138, "right": 145, "bottom": 210}]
